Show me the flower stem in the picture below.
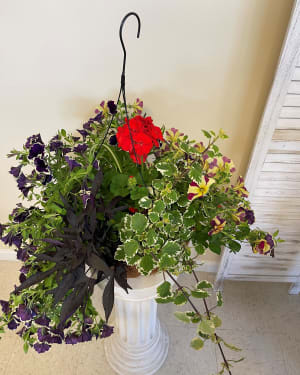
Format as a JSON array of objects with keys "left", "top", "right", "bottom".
[
  {"left": 192, "top": 270, "right": 232, "bottom": 375},
  {"left": 102, "top": 144, "right": 122, "bottom": 173}
]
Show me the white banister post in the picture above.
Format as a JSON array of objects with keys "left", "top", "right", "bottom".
[{"left": 103, "top": 272, "right": 172, "bottom": 375}]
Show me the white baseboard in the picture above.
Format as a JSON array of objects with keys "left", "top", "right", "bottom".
[
  {"left": 0, "top": 249, "right": 18, "bottom": 261},
  {"left": 0, "top": 248, "right": 219, "bottom": 273}
]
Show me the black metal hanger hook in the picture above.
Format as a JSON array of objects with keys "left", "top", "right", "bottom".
[{"left": 119, "top": 12, "right": 141, "bottom": 88}]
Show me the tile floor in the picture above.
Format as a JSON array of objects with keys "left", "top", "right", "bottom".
[{"left": 0, "top": 260, "right": 299, "bottom": 375}]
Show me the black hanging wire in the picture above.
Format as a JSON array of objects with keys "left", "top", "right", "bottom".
[{"left": 93, "top": 12, "right": 146, "bottom": 186}]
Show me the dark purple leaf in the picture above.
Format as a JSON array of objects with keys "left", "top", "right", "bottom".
[
  {"left": 42, "top": 238, "right": 64, "bottom": 247},
  {"left": 58, "top": 283, "right": 89, "bottom": 329},
  {"left": 86, "top": 253, "right": 112, "bottom": 277},
  {"left": 13, "top": 265, "right": 58, "bottom": 294},
  {"left": 102, "top": 274, "right": 114, "bottom": 322}
]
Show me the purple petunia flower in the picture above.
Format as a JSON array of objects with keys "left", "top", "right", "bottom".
[
  {"left": 34, "top": 158, "right": 48, "bottom": 173},
  {"left": 9, "top": 165, "right": 22, "bottom": 178},
  {"left": 0, "top": 224, "right": 7, "bottom": 238},
  {"left": 245, "top": 209, "right": 255, "bottom": 225},
  {"left": 20, "top": 265, "right": 30, "bottom": 274},
  {"left": 37, "top": 327, "right": 52, "bottom": 342},
  {"left": 42, "top": 174, "right": 52, "bottom": 185},
  {"left": 19, "top": 273, "right": 26, "bottom": 283},
  {"left": 83, "top": 120, "right": 94, "bottom": 130},
  {"left": 16, "top": 304, "right": 32, "bottom": 321},
  {"left": 25, "top": 134, "right": 43, "bottom": 149},
  {"left": 65, "top": 333, "right": 82, "bottom": 345},
  {"left": 33, "top": 342, "right": 51, "bottom": 354},
  {"left": 93, "top": 112, "right": 103, "bottom": 123},
  {"left": 77, "top": 129, "right": 88, "bottom": 140},
  {"left": 1, "top": 232, "right": 22, "bottom": 249},
  {"left": 100, "top": 324, "right": 114, "bottom": 338},
  {"left": 73, "top": 143, "right": 88, "bottom": 153},
  {"left": 93, "top": 160, "right": 100, "bottom": 170},
  {"left": 17, "top": 173, "right": 28, "bottom": 190},
  {"left": 35, "top": 315, "right": 50, "bottom": 327},
  {"left": 16, "top": 248, "right": 29, "bottom": 262},
  {"left": 0, "top": 300, "right": 9, "bottom": 314},
  {"left": 81, "top": 330, "right": 92, "bottom": 342},
  {"left": 50, "top": 140, "right": 63, "bottom": 152},
  {"left": 7, "top": 319, "right": 19, "bottom": 330},
  {"left": 109, "top": 135, "right": 117, "bottom": 145},
  {"left": 16, "top": 326, "right": 26, "bottom": 337},
  {"left": 28, "top": 143, "right": 45, "bottom": 159},
  {"left": 50, "top": 328, "right": 64, "bottom": 339},
  {"left": 265, "top": 234, "right": 275, "bottom": 257},
  {"left": 64, "top": 156, "right": 81, "bottom": 171},
  {"left": 84, "top": 317, "right": 93, "bottom": 325},
  {"left": 107, "top": 100, "right": 117, "bottom": 115},
  {"left": 13, "top": 209, "right": 30, "bottom": 223},
  {"left": 48, "top": 335, "right": 62, "bottom": 344}
]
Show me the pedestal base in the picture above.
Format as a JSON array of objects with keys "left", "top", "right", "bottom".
[
  {"left": 104, "top": 320, "right": 169, "bottom": 375},
  {"left": 100, "top": 272, "right": 173, "bottom": 375}
]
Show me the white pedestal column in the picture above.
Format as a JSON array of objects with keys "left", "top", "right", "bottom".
[{"left": 104, "top": 272, "right": 171, "bottom": 375}]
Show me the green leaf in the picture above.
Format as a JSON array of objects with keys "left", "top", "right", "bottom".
[
  {"left": 139, "top": 196, "right": 152, "bottom": 209},
  {"left": 139, "top": 254, "right": 154, "bottom": 274},
  {"left": 23, "top": 342, "right": 29, "bottom": 354},
  {"left": 163, "top": 190, "right": 179, "bottom": 204},
  {"left": 155, "top": 297, "right": 173, "bottom": 304},
  {"left": 222, "top": 340, "right": 242, "bottom": 352},
  {"left": 110, "top": 174, "right": 129, "bottom": 197},
  {"left": 131, "top": 213, "right": 148, "bottom": 234},
  {"left": 130, "top": 186, "right": 148, "bottom": 200},
  {"left": 153, "top": 200, "right": 165, "bottom": 214},
  {"left": 149, "top": 212, "right": 159, "bottom": 223},
  {"left": 212, "top": 315, "right": 222, "bottom": 328},
  {"left": 209, "top": 241, "right": 222, "bottom": 255},
  {"left": 115, "top": 246, "right": 126, "bottom": 261},
  {"left": 228, "top": 240, "right": 241, "bottom": 253},
  {"left": 194, "top": 244, "right": 206, "bottom": 255},
  {"left": 124, "top": 239, "right": 139, "bottom": 257},
  {"left": 217, "top": 291, "right": 223, "bottom": 307},
  {"left": 177, "top": 195, "right": 189, "bottom": 207},
  {"left": 159, "top": 254, "right": 177, "bottom": 269},
  {"left": 174, "top": 311, "right": 190, "bottom": 323},
  {"left": 162, "top": 241, "right": 180, "bottom": 255},
  {"left": 155, "top": 162, "right": 177, "bottom": 177},
  {"left": 189, "top": 163, "right": 203, "bottom": 184},
  {"left": 183, "top": 217, "right": 195, "bottom": 228},
  {"left": 152, "top": 179, "right": 165, "bottom": 191},
  {"left": 157, "top": 281, "right": 172, "bottom": 298},
  {"left": 61, "top": 129, "right": 67, "bottom": 137},
  {"left": 173, "top": 291, "right": 188, "bottom": 305},
  {"left": 191, "top": 290, "right": 210, "bottom": 299},
  {"left": 202, "top": 130, "right": 212, "bottom": 139},
  {"left": 198, "top": 319, "right": 215, "bottom": 335},
  {"left": 190, "top": 337, "right": 204, "bottom": 350},
  {"left": 197, "top": 280, "right": 213, "bottom": 289},
  {"left": 145, "top": 228, "right": 157, "bottom": 246}
]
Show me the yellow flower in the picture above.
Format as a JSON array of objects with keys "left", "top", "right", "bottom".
[
  {"left": 187, "top": 176, "right": 215, "bottom": 201},
  {"left": 208, "top": 216, "right": 226, "bottom": 236},
  {"left": 233, "top": 176, "right": 249, "bottom": 198}
]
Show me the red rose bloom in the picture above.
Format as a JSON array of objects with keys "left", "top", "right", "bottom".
[{"left": 116, "top": 115, "right": 163, "bottom": 164}]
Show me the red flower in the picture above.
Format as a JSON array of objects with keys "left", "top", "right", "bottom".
[
  {"left": 128, "top": 207, "right": 138, "bottom": 213},
  {"left": 116, "top": 116, "right": 163, "bottom": 164}
]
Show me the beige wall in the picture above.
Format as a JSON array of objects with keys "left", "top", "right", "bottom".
[{"left": 0, "top": 1, "right": 294, "bottom": 258}]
